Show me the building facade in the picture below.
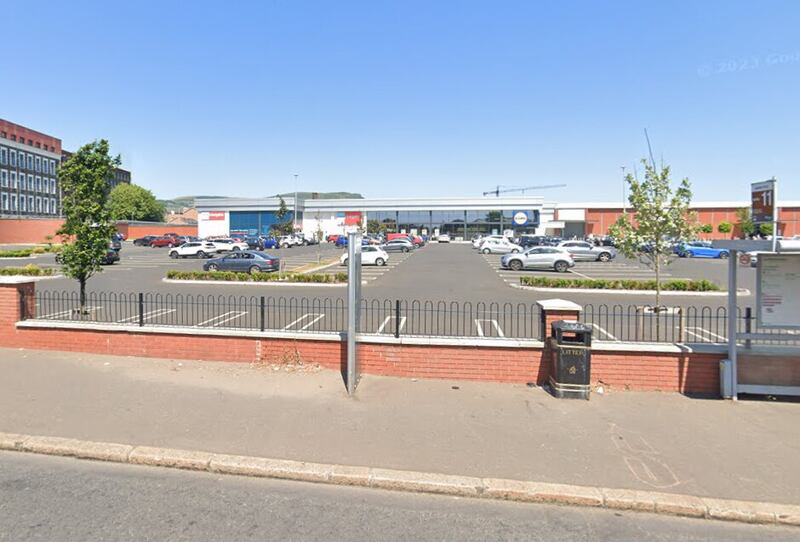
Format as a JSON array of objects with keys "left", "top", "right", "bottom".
[
  {"left": 0, "top": 119, "right": 61, "bottom": 218},
  {"left": 196, "top": 196, "right": 800, "bottom": 240}
]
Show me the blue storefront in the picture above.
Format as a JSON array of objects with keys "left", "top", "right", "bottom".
[{"left": 228, "top": 211, "right": 297, "bottom": 236}]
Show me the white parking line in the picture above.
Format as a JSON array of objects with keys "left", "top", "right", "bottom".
[
  {"left": 685, "top": 327, "right": 726, "bottom": 341},
  {"left": 118, "top": 308, "right": 176, "bottom": 323},
  {"left": 588, "top": 322, "right": 618, "bottom": 341},
  {"left": 282, "top": 312, "right": 325, "bottom": 331},
  {"left": 474, "top": 318, "right": 505, "bottom": 338},
  {"left": 377, "top": 315, "right": 407, "bottom": 334},
  {"left": 196, "top": 310, "right": 247, "bottom": 327},
  {"left": 40, "top": 306, "right": 102, "bottom": 319}
]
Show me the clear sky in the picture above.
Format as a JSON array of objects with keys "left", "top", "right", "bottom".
[{"left": 3, "top": 0, "right": 799, "bottom": 202}]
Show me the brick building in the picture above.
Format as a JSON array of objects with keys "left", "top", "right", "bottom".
[{"left": 0, "top": 119, "right": 61, "bottom": 218}]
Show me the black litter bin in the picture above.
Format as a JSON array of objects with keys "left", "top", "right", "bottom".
[{"left": 549, "top": 321, "right": 592, "bottom": 400}]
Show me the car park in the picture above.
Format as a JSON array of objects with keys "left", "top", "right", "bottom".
[
  {"left": 676, "top": 242, "right": 729, "bottom": 259},
  {"left": 56, "top": 248, "right": 119, "bottom": 265},
  {"left": 340, "top": 246, "right": 389, "bottom": 266},
  {"left": 169, "top": 242, "right": 220, "bottom": 259},
  {"left": 203, "top": 251, "right": 280, "bottom": 273},
  {"left": 380, "top": 239, "right": 415, "bottom": 253},
  {"left": 557, "top": 240, "right": 616, "bottom": 262},
  {"left": 501, "top": 247, "right": 575, "bottom": 273},
  {"left": 211, "top": 238, "right": 249, "bottom": 252},
  {"left": 479, "top": 238, "right": 523, "bottom": 255},
  {"left": 279, "top": 235, "right": 303, "bottom": 248}
]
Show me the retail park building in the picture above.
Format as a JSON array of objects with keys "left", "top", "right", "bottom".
[{"left": 196, "top": 196, "right": 800, "bottom": 240}]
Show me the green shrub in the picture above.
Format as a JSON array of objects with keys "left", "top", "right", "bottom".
[
  {"left": 519, "top": 276, "right": 719, "bottom": 291},
  {"left": 700, "top": 224, "right": 713, "bottom": 234},
  {"left": 0, "top": 265, "right": 56, "bottom": 277},
  {"left": 166, "top": 269, "right": 348, "bottom": 284},
  {"left": 717, "top": 222, "right": 733, "bottom": 234},
  {"left": 0, "top": 245, "right": 62, "bottom": 258}
]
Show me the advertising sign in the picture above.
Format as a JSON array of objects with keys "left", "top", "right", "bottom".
[
  {"left": 344, "top": 211, "right": 362, "bottom": 226},
  {"left": 751, "top": 180, "right": 776, "bottom": 224},
  {"left": 208, "top": 211, "right": 226, "bottom": 221},
  {"left": 512, "top": 210, "right": 529, "bottom": 226},
  {"left": 757, "top": 254, "right": 800, "bottom": 329}
]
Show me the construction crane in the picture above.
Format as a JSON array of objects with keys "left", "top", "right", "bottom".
[{"left": 482, "top": 184, "right": 567, "bottom": 197}]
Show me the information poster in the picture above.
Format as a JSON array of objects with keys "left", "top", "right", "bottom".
[{"left": 757, "top": 254, "right": 800, "bottom": 329}]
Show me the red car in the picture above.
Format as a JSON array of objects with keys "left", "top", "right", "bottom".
[
  {"left": 149, "top": 235, "right": 181, "bottom": 248},
  {"left": 326, "top": 234, "right": 340, "bottom": 243}
]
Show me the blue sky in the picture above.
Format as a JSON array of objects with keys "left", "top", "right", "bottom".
[{"left": 3, "top": 0, "right": 799, "bottom": 202}]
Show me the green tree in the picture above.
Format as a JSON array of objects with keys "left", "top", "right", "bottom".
[
  {"left": 759, "top": 222, "right": 774, "bottom": 236},
  {"left": 608, "top": 159, "right": 700, "bottom": 308},
  {"left": 717, "top": 221, "right": 733, "bottom": 234},
  {"left": 270, "top": 196, "right": 294, "bottom": 236},
  {"left": 108, "top": 184, "right": 165, "bottom": 222},
  {"left": 735, "top": 207, "right": 755, "bottom": 238},
  {"left": 57, "top": 140, "right": 120, "bottom": 314},
  {"left": 367, "top": 219, "right": 383, "bottom": 234},
  {"left": 700, "top": 223, "right": 713, "bottom": 234}
]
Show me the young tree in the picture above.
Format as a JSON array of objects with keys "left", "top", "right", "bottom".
[
  {"left": 735, "top": 207, "right": 756, "bottom": 238},
  {"left": 108, "top": 184, "right": 165, "bottom": 222},
  {"left": 270, "top": 196, "right": 294, "bottom": 236},
  {"left": 608, "top": 159, "right": 700, "bottom": 307},
  {"left": 57, "top": 141, "right": 120, "bottom": 314}
]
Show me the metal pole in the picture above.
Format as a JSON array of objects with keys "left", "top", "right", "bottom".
[
  {"left": 621, "top": 166, "right": 627, "bottom": 215},
  {"left": 293, "top": 174, "right": 299, "bottom": 231},
  {"left": 772, "top": 178, "right": 778, "bottom": 253},
  {"left": 745, "top": 307, "right": 752, "bottom": 350},
  {"left": 138, "top": 293, "right": 144, "bottom": 327},
  {"left": 259, "top": 296, "right": 266, "bottom": 332},
  {"left": 394, "top": 299, "right": 401, "bottom": 339},
  {"left": 346, "top": 231, "right": 362, "bottom": 396},
  {"left": 727, "top": 249, "right": 738, "bottom": 400}
]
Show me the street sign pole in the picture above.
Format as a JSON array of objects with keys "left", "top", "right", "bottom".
[{"left": 346, "top": 231, "right": 362, "bottom": 396}]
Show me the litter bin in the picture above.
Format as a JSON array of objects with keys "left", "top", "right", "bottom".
[{"left": 549, "top": 321, "right": 592, "bottom": 400}]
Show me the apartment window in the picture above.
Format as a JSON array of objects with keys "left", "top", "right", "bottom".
[
  {"left": 11, "top": 172, "right": 17, "bottom": 189},
  {"left": 36, "top": 197, "right": 42, "bottom": 213},
  {"left": 20, "top": 196, "right": 26, "bottom": 212},
  {"left": 11, "top": 195, "right": 17, "bottom": 211},
  {"left": 0, "top": 148, "right": 6, "bottom": 165},
  {"left": 1, "top": 193, "right": 8, "bottom": 211},
  {"left": 0, "top": 170, "right": 7, "bottom": 187},
  {"left": 50, "top": 179, "right": 56, "bottom": 194},
  {"left": 35, "top": 156, "right": 41, "bottom": 172},
  {"left": 10, "top": 150, "right": 16, "bottom": 167},
  {"left": 27, "top": 154, "right": 33, "bottom": 170},
  {"left": 28, "top": 174, "right": 34, "bottom": 191},
  {"left": 36, "top": 176, "right": 42, "bottom": 192},
  {"left": 43, "top": 198, "right": 49, "bottom": 214},
  {"left": 50, "top": 160, "right": 56, "bottom": 174},
  {"left": 50, "top": 198, "right": 56, "bottom": 214}
]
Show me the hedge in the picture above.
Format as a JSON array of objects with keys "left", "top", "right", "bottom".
[
  {"left": 519, "top": 276, "right": 720, "bottom": 291},
  {"left": 167, "top": 270, "right": 348, "bottom": 284},
  {"left": 0, "top": 265, "right": 56, "bottom": 277},
  {"left": 0, "top": 245, "right": 63, "bottom": 258}
]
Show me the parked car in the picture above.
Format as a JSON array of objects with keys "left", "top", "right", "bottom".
[
  {"left": 473, "top": 234, "right": 510, "bottom": 249},
  {"left": 110, "top": 238, "right": 122, "bottom": 252},
  {"left": 203, "top": 251, "right": 280, "bottom": 273},
  {"left": 479, "top": 238, "right": 523, "bottom": 254},
  {"left": 340, "top": 246, "right": 389, "bottom": 266},
  {"left": 672, "top": 240, "right": 711, "bottom": 255},
  {"left": 149, "top": 236, "right": 181, "bottom": 248},
  {"left": 335, "top": 235, "right": 370, "bottom": 248},
  {"left": 56, "top": 248, "right": 119, "bottom": 265},
  {"left": 557, "top": 241, "right": 616, "bottom": 262},
  {"left": 437, "top": 234, "right": 451, "bottom": 243},
  {"left": 676, "top": 243, "right": 729, "bottom": 259},
  {"left": 380, "top": 239, "right": 415, "bottom": 253},
  {"left": 169, "top": 242, "right": 219, "bottom": 259},
  {"left": 211, "top": 238, "right": 249, "bottom": 252},
  {"left": 326, "top": 234, "right": 340, "bottom": 243},
  {"left": 132, "top": 235, "right": 156, "bottom": 246},
  {"left": 501, "top": 247, "right": 575, "bottom": 273},
  {"left": 278, "top": 235, "right": 302, "bottom": 248}
]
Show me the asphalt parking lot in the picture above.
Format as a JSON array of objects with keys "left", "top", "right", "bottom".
[{"left": 3, "top": 241, "right": 770, "bottom": 343}]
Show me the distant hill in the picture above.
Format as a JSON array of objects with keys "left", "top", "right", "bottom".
[{"left": 158, "top": 192, "right": 363, "bottom": 212}]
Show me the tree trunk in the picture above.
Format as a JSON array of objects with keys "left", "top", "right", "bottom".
[
  {"left": 654, "top": 255, "right": 661, "bottom": 341},
  {"left": 79, "top": 278, "right": 87, "bottom": 317}
]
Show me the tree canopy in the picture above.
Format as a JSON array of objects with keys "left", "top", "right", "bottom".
[{"left": 108, "top": 183, "right": 165, "bottom": 222}]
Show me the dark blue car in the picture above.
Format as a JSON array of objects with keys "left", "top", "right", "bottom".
[{"left": 335, "top": 235, "right": 370, "bottom": 248}]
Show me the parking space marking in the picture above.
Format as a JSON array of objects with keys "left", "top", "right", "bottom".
[
  {"left": 588, "top": 322, "right": 618, "bottom": 341},
  {"left": 685, "top": 326, "right": 726, "bottom": 341},
  {"left": 376, "top": 315, "right": 407, "bottom": 334},
  {"left": 283, "top": 312, "right": 325, "bottom": 331},
  {"left": 117, "top": 308, "right": 176, "bottom": 324},
  {"left": 474, "top": 318, "right": 505, "bottom": 338},
  {"left": 40, "top": 306, "right": 102, "bottom": 319},
  {"left": 196, "top": 310, "right": 247, "bottom": 327}
]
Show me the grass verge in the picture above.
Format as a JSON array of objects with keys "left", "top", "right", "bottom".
[
  {"left": 0, "top": 265, "right": 57, "bottom": 277},
  {"left": 519, "top": 276, "right": 720, "bottom": 291},
  {"left": 167, "top": 270, "right": 348, "bottom": 283}
]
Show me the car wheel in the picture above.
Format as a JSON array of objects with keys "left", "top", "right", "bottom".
[
  {"left": 233, "top": 246, "right": 240, "bottom": 252},
  {"left": 169, "top": 251, "right": 178, "bottom": 259},
  {"left": 482, "top": 248, "right": 490, "bottom": 254},
  {"left": 197, "top": 251, "right": 205, "bottom": 259},
  {"left": 249, "top": 265, "right": 260, "bottom": 274},
  {"left": 598, "top": 252, "right": 611, "bottom": 262},
  {"left": 402, "top": 247, "right": 409, "bottom": 253},
  {"left": 720, "top": 252, "right": 729, "bottom": 259},
  {"left": 282, "top": 244, "right": 289, "bottom": 249},
  {"left": 342, "top": 258, "right": 348, "bottom": 266},
  {"left": 375, "top": 257, "right": 385, "bottom": 266},
  {"left": 169, "top": 243, "right": 175, "bottom": 248},
  {"left": 687, "top": 251, "right": 694, "bottom": 258},
  {"left": 207, "top": 264, "right": 219, "bottom": 271},
  {"left": 509, "top": 260, "right": 523, "bottom": 271},
  {"left": 555, "top": 261, "right": 568, "bottom": 273}
]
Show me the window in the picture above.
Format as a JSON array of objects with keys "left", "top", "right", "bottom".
[
  {"left": 43, "top": 198, "right": 49, "bottom": 214},
  {"left": 50, "top": 179, "right": 56, "bottom": 194},
  {"left": 0, "top": 148, "right": 6, "bottom": 165},
  {"left": 11, "top": 195, "right": 17, "bottom": 211},
  {"left": 1, "top": 193, "right": 7, "bottom": 211},
  {"left": 27, "top": 154, "right": 33, "bottom": 170},
  {"left": 20, "top": 196, "right": 26, "bottom": 212},
  {"left": 50, "top": 198, "right": 56, "bottom": 214},
  {"left": 36, "top": 197, "right": 42, "bottom": 213},
  {"left": 50, "top": 160, "right": 56, "bottom": 174},
  {"left": 10, "top": 150, "right": 16, "bottom": 167},
  {"left": 28, "top": 174, "right": 34, "bottom": 190},
  {"left": 11, "top": 172, "right": 17, "bottom": 189},
  {"left": 0, "top": 170, "right": 7, "bottom": 187},
  {"left": 28, "top": 196, "right": 33, "bottom": 212},
  {"left": 36, "top": 176, "right": 41, "bottom": 192},
  {"left": 35, "top": 156, "right": 41, "bottom": 172}
]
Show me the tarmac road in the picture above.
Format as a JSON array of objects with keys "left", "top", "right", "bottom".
[{"left": 1, "top": 451, "right": 796, "bottom": 542}]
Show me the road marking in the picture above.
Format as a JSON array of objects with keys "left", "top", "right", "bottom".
[
  {"left": 474, "top": 318, "right": 505, "bottom": 338},
  {"left": 376, "top": 315, "right": 407, "bottom": 334},
  {"left": 196, "top": 310, "right": 247, "bottom": 327},
  {"left": 282, "top": 312, "right": 325, "bottom": 331},
  {"left": 40, "top": 306, "right": 102, "bottom": 319},
  {"left": 117, "top": 308, "right": 176, "bottom": 323},
  {"left": 569, "top": 269, "right": 592, "bottom": 279},
  {"left": 685, "top": 327, "right": 726, "bottom": 341},
  {"left": 588, "top": 322, "right": 618, "bottom": 341}
]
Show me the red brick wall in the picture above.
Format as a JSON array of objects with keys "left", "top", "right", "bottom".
[
  {"left": 0, "top": 218, "right": 65, "bottom": 244},
  {"left": 0, "top": 119, "right": 61, "bottom": 153}
]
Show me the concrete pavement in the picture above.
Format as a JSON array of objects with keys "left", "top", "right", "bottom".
[{"left": 0, "top": 347, "right": 798, "bottom": 507}]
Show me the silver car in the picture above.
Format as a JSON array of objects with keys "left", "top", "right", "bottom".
[
  {"left": 557, "top": 241, "right": 616, "bottom": 262},
  {"left": 501, "top": 247, "right": 575, "bottom": 273}
]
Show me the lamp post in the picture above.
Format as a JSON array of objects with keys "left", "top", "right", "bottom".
[
  {"left": 293, "top": 174, "right": 299, "bottom": 231},
  {"left": 620, "top": 166, "right": 627, "bottom": 215}
]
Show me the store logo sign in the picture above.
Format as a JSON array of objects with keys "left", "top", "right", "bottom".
[{"left": 512, "top": 211, "right": 528, "bottom": 225}]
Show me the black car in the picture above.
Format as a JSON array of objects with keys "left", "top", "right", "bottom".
[
  {"left": 203, "top": 251, "right": 280, "bottom": 273},
  {"left": 110, "top": 238, "right": 122, "bottom": 252},
  {"left": 133, "top": 235, "right": 156, "bottom": 246},
  {"left": 55, "top": 248, "right": 119, "bottom": 265}
]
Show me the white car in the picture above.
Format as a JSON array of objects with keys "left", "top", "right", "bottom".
[
  {"left": 169, "top": 242, "right": 220, "bottom": 259},
  {"left": 211, "top": 238, "right": 249, "bottom": 252},
  {"left": 473, "top": 234, "right": 510, "bottom": 249},
  {"left": 479, "top": 238, "right": 523, "bottom": 254},
  {"left": 279, "top": 235, "right": 303, "bottom": 248},
  {"left": 340, "top": 246, "right": 389, "bottom": 266},
  {"left": 437, "top": 234, "right": 451, "bottom": 243}
]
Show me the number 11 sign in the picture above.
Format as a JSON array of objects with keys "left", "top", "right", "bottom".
[{"left": 751, "top": 179, "right": 776, "bottom": 224}]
